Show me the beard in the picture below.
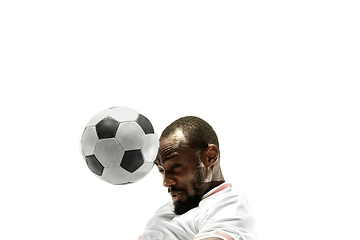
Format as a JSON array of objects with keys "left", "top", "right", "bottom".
[{"left": 172, "top": 161, "right": 205, "bottom": 215}]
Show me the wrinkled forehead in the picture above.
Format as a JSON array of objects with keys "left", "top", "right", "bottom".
[
  {"left": 160, "top": 129, "right": 187, "bottom": 152},
  {"left": 160, "top": 128, "right": 186, "bottom": 145},
  {"left": 157, "top": 130, "right": 189, "bottom": 163}
]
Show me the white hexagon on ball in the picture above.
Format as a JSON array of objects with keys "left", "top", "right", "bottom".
[
  {"left": 116, "top": 122, "right": 145, "bottom": 150},
  {"left": 94, "top": 138, "right": 125, "bottom": 167},
  {"left": 102, "top": 166, "right": 132, "bottom": 185},
  {"left": 141, "top": 134, "right": 159, "bottom": 163},
  {"left": 81, "top": 126, "right": 99, "bottom": 156},
  {"left": 109, "top": 106, "right": 139, "bottom": 122}
]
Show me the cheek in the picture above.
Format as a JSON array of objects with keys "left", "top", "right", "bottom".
[{"left": 175, "top": 171, "right": 197, "bottom": 192}]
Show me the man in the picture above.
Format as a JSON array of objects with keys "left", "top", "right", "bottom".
[{"left": 139, "top": 116, "right": 257, "bottom": 240}]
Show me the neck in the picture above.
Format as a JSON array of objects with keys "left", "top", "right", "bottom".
[
  {"left": 202, "top": 180, "right": 225, "bottom": 196},
  {"left": 202, "top": 161, "right": 225, "bottom": 196}
]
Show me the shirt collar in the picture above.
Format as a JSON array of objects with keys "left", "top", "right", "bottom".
[{"left": 202, "top": 182, "right": 232, "bottom": 199}]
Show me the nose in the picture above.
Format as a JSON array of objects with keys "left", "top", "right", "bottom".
[{"left": 163, "top": 174, "right": 176, "bottom": 188}]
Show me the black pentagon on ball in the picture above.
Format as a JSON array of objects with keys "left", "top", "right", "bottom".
[
  {"left": 120, "top": 150, "right": 144, "bottom": 173},
  {"left": 85, "top": 155, "right": 104, "bottom": 176},
  {"left": 136, "top": 114, "right": 154, "bottom": 134},
  {"left": 96, "top": 117, "right": 120, "bottom": 139}
]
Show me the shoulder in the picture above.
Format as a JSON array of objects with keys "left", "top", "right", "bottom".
[
  {"left": 201, "top": 183, "right": 247, "bottom": 208},
  {"left": 142, "top": 201, "right": 175, "bottom": 234},
  {"left": 204, "top": 185, "right": 254, "bottom": 219},
  {"left": 196, "top": 184, "right": 257, "bottom": 239},
  {"left": 153, "top": 201, "right": 174, "bottom": 217}
]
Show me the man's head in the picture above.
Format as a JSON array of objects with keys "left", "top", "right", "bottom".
[{"left": 155, "top": 116, "right": 224, "bottom": 215}]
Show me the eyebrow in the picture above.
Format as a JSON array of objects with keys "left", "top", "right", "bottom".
[{"left": 155, "top": 154, "right": 178, "bottom": 166}]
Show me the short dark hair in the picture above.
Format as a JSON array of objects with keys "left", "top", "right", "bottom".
[{"left": 160, "top": 116, "right": 220, "bottom": 157}]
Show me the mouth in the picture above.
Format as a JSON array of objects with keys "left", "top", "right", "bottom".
[{"left": 170, "top": 191, "right": 183, "bottom": 202}]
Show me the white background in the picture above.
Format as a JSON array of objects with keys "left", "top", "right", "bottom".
[{"left": 1, "top": 1, "right": 359, "bottom": 239}]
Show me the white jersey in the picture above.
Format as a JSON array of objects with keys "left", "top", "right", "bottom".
[{"left": 139, "top": 183, "right": 257, "bottom": 240}]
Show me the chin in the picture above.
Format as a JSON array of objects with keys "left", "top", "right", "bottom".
[{"left": 173, "top": 194, "right": 202, "bottom": 215}]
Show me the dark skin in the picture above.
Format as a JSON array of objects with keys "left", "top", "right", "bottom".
[{"left": 156, "top": 129, "right": 225, "bottom": 240}]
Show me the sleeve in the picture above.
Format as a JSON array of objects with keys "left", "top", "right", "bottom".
[{"left": 194, "top": 194, "right": 257, "bottom": 240}]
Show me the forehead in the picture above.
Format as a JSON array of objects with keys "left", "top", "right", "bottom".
[
  {"left": 157, "top": 130, "right": 190, "bottom": 162},
  {"left": 160, "top": 129, "right": 186, "bottom": 146},
  {"left": 160, "top": 129, "right": 187, "bottom": 152}
]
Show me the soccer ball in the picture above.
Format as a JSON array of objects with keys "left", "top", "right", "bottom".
[{"left": 81, "top": 106, "right": 159, "bottom": 184}]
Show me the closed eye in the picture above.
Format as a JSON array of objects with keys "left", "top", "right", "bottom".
[
  {"left": 157, "top": 163, "right": 182, "bottom": 174},
  {"left": 170, "top": 164, "right": 182, "bottom": 170},
  {"left": 157, "top": 166, "right": 165, "bottom": 174}
]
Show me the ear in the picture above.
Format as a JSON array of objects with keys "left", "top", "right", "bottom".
[{"left": 202, "top": 144, "right": 219, "bottom": 168}]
